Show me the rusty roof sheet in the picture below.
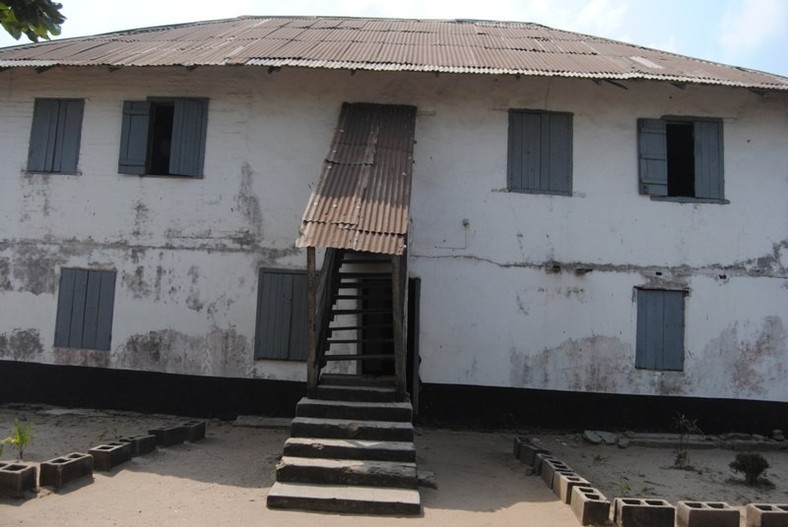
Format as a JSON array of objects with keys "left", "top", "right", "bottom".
[
  {"left": 0, "top": 16, "right": 786, "bottom": 90},
  {"left": 296, "top": 103, "right": 417, "bottom": 255}
]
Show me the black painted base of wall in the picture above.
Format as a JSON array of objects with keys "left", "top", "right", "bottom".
[
  {"left": 1, "top": 361, "right": 785, "bottom": 433},
  {"left": 0, "top": 360, "right": 305, "bottom": 420},
  {"left": 418, "top": 383, "right": 788, "bottom": 434}
]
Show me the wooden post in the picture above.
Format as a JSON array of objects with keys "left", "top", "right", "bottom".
[
  {"left": 391, "top": 255, "right": 407, "bottom": 401},
  {"left": 306, "top": 247, "right": 317, "bottom": 395}
]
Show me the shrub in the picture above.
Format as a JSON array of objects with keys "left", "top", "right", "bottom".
[{"left": 729, "top": 453, "right": 769, "bottom": 485}]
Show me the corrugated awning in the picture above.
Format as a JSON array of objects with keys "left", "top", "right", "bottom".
[{"left": 296, "top": 102, "right": 417, "bottom": 255}]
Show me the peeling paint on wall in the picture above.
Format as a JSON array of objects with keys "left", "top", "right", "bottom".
[{"left": 0, "top": 329, "right": 43, "bottom": 360}]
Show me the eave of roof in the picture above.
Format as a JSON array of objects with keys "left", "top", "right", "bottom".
[{"left": 1, "top": 16, "right": 786, "bottom": 91}]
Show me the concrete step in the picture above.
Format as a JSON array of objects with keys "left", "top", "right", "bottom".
[
  {"left": 267, "top": 481, "right": 421, "bottom": 515},
  {"left": 284, "top": 437, "right": 416, "bottom": 462},
  {"left": 291, "top": 417, "right": 414, "bottom": 442},
  {"left": 296, "top": 397, "right": 412, "bottom": 422},
  {"left": 314, "top": 384, "right": 397, "bottom": 402},
  {"left": 320, "top": 374, "right": 396, "bottom": 388},
  {"left": 275, "top": 456, "right": 418, "bottom": 489}
]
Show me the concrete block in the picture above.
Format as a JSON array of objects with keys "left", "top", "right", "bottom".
[
  {"left": 181, "top": 420, "right": 206, "bottom": 442},
  {"left": 555, "top": 472, "right": 591, "bottom": 504},
  {"left": 118, "top": 434, "right": 157, "bottom": 457},
  {"left": 513, "top": 435, "right": 529, "bottom": 459},
  {"left": 746, "top": 504, "right": 788, "bottom": 527},
  {"left": 540, "top": 458, "right": 571, "bottom": 489},
  {"left": 614, "top": 498, "right": 675, "bottom": 527},
  {"left": 89, "top": 441, "right": 133, "bottom": 471},
  {"left": 571, "top": 486, "right": 611, "bottom": 526},
  {"left": 677, "top": 501, "right": 739, "bottom": 527},
  {"left": 148, "top": 424, "right": 187, "bottom": 446},
  {"left": 0, "top": 462, "right": 37, "bottom": 498},
  {"left": 533, "top": 452, "right": 556, "bottom": 476},
  {"left": 518, "top": 443, "right": 551, "bottom": 467},
  {"left": 39, "top": 452, "right": 93, "bottom": 489}
]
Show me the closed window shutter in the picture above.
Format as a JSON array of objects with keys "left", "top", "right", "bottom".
[
  {"left": 255, "top": 269, "right": 308, "bottom": 361},
  {"left": 636, "top": 289, "right": 664, "bottom": 369},
  {"left": 661, "top": 290, "right": 685, "bottom": 371},
  {"left": 508, "top": 110, "right": 572, "bottom": 195},
  {"left": 118, "top": 101, "right": 151, "bottom": 175},
  {"left": 544, "top": 112, "right": 572, "bottom": 194},
  {"left": 55, "top": 269, "right": 115, "bottom": 350},
  {"left": 169, "top": 98, "right": 208, "bottom": 177},
  {"left": 55, "top": 99, "right": 84, "bottom": 173},
  {"left": 637, "top": 118, "right": 668, "bottom": 196},
  {"left": 27, "top": 99, "right": 60, "bottom": 172},
  {"left": 693, "top": 120, "right": 724, "bottom": 200}
]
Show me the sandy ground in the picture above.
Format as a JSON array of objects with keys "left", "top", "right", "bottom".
[
  {"left": 0, "top": 405, "right": 578, "bottom": 527},
  {"left": 1, "top": 405, "right": 786, "bottom": 526}
]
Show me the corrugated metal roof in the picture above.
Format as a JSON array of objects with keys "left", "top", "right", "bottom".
[
  {"left": 296, "top": 103, "right": 417, "bottom": 255},
  {"left": 0, "top": 16, "right": 786, "bottom": 90}
]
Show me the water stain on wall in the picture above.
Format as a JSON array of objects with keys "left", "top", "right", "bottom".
[
  {"left": 700, "top": 316, "right": 787, "bottom": 398},
  {"left": 235, "top": 163, "right": 264, "bottom": 245},
  {"left": 120, "top": 326, "right": 250, "bottom": 377},
  {"left": 509, "top": 336, "right": 633, "bottom": 393},
  {"left": 53, "top": 347, "right": 110, "bottom": 368},
  {"left": 0, "top": 329, "right": 43, "bottom": 360}
]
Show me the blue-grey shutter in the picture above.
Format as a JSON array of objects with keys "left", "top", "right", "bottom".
[
  {"left": 638, "top": 118, "right": 668, "bottom": 196},
  {"left": 255, "top": 270, "right": 307, "bottom": 360},
  {"left": 55, "top": 268, "right": 115, "bottom": 350},
  {"left": 119, "top": 101, "right": 151, "bottom": 174},
  {"left": 544, "top": 112, "right": 572, "bottom": 195},
  {"left": 693, "top": 120, "right": 724, "bottom": 200},
  {"left": 169, "top": 98, "right": 208, "bottom": 177},
  {"left": 68, "top": 269, "right": 88, "bottom": 348},
  {"left": 662, "top": 290, "right": 685, "bottom": 371},
  {"left": 55, "top": 268, "right": 77, "bottom": 347},
  {"left": 636, "top": 289, "right": 663, "bottom": 369},
  {"left": 27, "top": 99, "right": 60, "bottom": 172},
  {"left": 255, "top": 270, "right": 293, "bottom": 360},
  {"left": 508, "top": 111, "right": 541, "bottom": 192},
  {"left": 81, "top": 270, "right": 103, "bottom": 350},
  {"left": 55, "top": 99, "right": 84, "bottom": 174},
  {"left": 289, "top": 273, "right": 308, "bottom": 361}
]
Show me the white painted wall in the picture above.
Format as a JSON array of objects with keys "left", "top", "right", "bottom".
[{"left": 0, "top": 66, "right": 785, "bottom": 401}]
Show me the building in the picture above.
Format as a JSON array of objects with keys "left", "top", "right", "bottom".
[{"left": 0, "top": 16, "right": 786, "bottom": 430}]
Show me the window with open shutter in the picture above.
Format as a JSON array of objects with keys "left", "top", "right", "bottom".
[
  {"left": 118, "top": 98, "right": 208, "bottom": 177},
  {"left": 55, "top": 268, "right": 116, "bottom": 351},
  {"left": 27, "top": 98, "right": 84, "bottom": 174},
  {"left": 638, "top": 117, "right": 725, "bottom": 202},
  {"left": 636, "top": 289, "right": 685, "bottom": 371},
  {"left": 508, "top": 109, "right": 573, "bottom": 195},
  {"left": 254, "top": 269, "right": 308, "bottom": 361}
]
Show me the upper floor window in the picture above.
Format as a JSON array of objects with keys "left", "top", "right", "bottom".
[
  {"left": 118, "top": 98, "right": 208, "bottom": 177},
  {"left": 27, "top": 98, "right": 84, "bottom": 174},
  {"left": 638, "top": 117, "right": 725, "bottom": 202},
  {"left": 507, "top": 109, "right": 573, "bottom": 196}
]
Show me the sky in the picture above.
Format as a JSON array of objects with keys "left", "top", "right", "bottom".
[{"left": 0, "top": 0, "right": 786, "bottom": 76}]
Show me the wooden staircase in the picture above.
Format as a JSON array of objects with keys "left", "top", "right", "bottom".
[
  {"left": 267, "top": 375, "right": 420, "bottom": 515},
  {"left": 267, "top": 250, "right": 420, "bottom": 515}
]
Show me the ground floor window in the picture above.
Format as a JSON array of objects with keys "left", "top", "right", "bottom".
[
  {"left": 254, "top": 268, "right": 307, "bottom": 361},
  {"left": 55, "top": 268, "right": 116, "bottom": 350},
  {"left": 635, "top": 288, "right": 686, "bottom": 371}
]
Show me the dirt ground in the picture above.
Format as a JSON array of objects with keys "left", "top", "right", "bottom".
[{"left": 1, "top": 405, "right": 786, "bottom": 526}]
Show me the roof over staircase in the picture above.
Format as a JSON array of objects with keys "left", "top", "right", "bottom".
[{"left": 296, "top": 102, "right": 417, "bottom": 256}]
